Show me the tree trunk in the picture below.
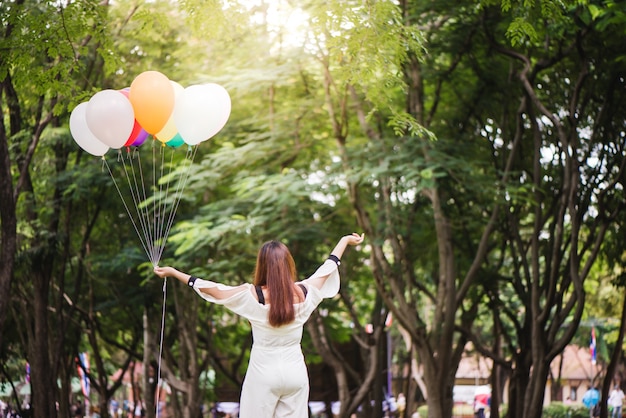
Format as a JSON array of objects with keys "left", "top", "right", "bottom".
[
  {"left": 0, "top": 78, "right": 18, "bottom": 353},
  {"left": 306, "top": 309, "right": 383, "bottom": 418},
  {"left": 599, "top": 293, "right": 626, "bottom": 418},
  {"left": 29, "top": 267, "right": 58, "bottom": 418}
]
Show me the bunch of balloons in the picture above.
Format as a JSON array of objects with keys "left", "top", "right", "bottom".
[{"left": 70, "top": 71, "right": 231, "bottom": 156}]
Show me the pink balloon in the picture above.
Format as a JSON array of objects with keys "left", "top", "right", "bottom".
[
  {"left": 86, "top": 90, "right": 135, "bottom": 148},
  {"left": 69, "top": 102, "right": 110, "bottom": 157}
]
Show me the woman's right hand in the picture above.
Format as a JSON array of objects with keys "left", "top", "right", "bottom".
[{"left": 343, "top": 232, "right": 365, "bottom": 246}]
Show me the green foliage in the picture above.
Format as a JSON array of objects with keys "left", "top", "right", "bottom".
[
  {"left": 542, "top": 402, "right": 590, "bottom": 418},
  {"left": 475, "top": 0, "right": 594, "bottom": 46},
  {"left": 416, "top": 403, "right": 592, "bottom": 418},
  {"left": 1, "top": 0, "right": 116, "bottom": 115},
  {"left": 506, "top": 16, "right": 540, "bottom": 45},
  {"left": 573, "top": 0, "right": 626, "bottom": 32}
]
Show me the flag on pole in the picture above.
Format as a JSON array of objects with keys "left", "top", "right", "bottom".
[{"left": 590, "top": 327, "right": 597, "bottom": 365}]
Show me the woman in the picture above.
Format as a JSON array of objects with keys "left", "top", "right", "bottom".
[{"left": 154, "top": 232, "right": 364, "bottom": 418}]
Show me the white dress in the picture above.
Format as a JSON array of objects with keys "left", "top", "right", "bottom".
[{"left": 191, "top": 259, "right": 340, "bottom": 418}]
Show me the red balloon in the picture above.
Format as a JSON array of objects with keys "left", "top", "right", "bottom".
[{"left": 119, "top": 88, "right": 147, "bottom": 146}]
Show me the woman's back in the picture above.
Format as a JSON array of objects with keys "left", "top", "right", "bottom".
[{"left": 250, "top": 283, "right": 312, "bottom": 348}]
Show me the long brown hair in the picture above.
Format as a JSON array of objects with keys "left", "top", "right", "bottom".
[{"left": 253, "top": 241, "right": 297, "bottom": 326}]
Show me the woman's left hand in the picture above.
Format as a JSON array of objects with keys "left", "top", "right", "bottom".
[{"left": 154, "top": 266, "right": 176, "bottom": 278}]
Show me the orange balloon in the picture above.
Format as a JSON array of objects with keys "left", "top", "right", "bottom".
[{"left": 129, "top": 71, "right": 175, "bottom": 135}]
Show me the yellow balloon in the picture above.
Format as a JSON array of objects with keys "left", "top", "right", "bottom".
[
  {"left": 155, "top": 81, "right": 184, "bottom": 142},
  {"left": 129, "top": 71, "right": 175, "bottom": 135}
]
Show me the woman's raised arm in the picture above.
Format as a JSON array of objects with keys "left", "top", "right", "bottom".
[{"left": 306, "top": 233, "right": 364, "bottom": 291}]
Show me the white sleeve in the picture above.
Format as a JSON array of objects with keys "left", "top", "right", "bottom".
[
  {"left": 191, "top": 280, "right": 258, "bottom": 318},
  {"left": 303, "top": 259, "right": 340, "bottom": 299}
]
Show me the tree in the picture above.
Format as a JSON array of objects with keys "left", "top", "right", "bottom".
[
  {"left": 411, "top": 1, "right": 626, "bottom": 417},
  {"left": 0, "top": 0, "right": 114, "bottom": 414},
  {"left": 0, "top": 0, "right": 198, "bottom": 416},
  {"left": 290, "top": 1, "right": 626, "bottom": 417}
]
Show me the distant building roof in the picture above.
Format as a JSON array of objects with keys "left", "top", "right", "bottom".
[
  {"left": 550, "top": 345, "right": 598, "bottom": 381},
  {"left": 455, "top": 344, "right": 597, "bottom": 383}
]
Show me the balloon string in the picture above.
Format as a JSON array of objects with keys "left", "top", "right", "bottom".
[
  {"left": 104, "top": 145, "right": 196, "bottom": 415},
  {"left": 156, "top": 146, "right": 196, "bottom": 262},
  {"left": 155, "top": 277, "right": 167, "bottom": 418},
  {"left": 122, "top": 149, "right": 156, "bottom": 265},
  {"left": 136, "top": 147, "right": 158, "bottom": 265},
  {"left": 129, "top": 149, "right": 150, "bottom": 259},
  {"left": 154, "top": 145, "right": 197, "bottom": 263},
  {"left": 104, "top": 144, "right": 196, "bottom": 266},
  {"left": 151, "top": 143, "right": 160, "bottom": 264},
  {"left": 103, "top": 157, "right": 152, "bottom": 262},
  {"left": 154, "top": 147, "right": 171, "bottom": 264},
  {"left": 155, "top": 144, "right": 167, "bottom": 264}
]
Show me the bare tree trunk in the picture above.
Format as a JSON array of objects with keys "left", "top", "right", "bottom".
[
  {"left": 599, "top": 293, "right": 626, "bottom": 418},
  {"left": 0, "top": 109, "right": 16, "bottom": 351},
  {"left": 0, "top": 2, "right": 20, "bottom": 354},
  {"left": 28, "top": 267, "right": 58, "bottom": 418},
  {"left": 489, "top": 315, "right": 502, "bottom": 418},
  {"left": 306, "top": 309, "right": 383, "bottom": 418}
]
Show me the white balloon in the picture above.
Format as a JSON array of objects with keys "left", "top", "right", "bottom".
[
  {"left": 174, "top": 83, "right": 231, "bottom": 146},
  {"left": 69, "top": 102, "right": 110, "bottom": 157},
  {"left": 85, "top": 89, "right": 135, "bottom": 148}
]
